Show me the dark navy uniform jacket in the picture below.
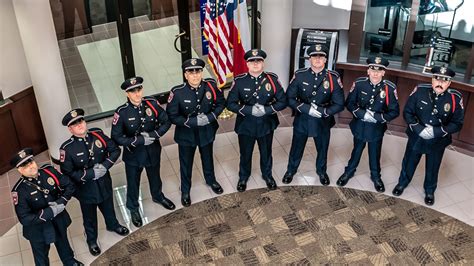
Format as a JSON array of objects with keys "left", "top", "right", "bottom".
[
  {"left": 404, "top": 84, "right": 464, "bottom": 153},
  {"left": 60, "top": 128, "right": 121, "bottom": 204},
  {"left": 111, "top": 96, "right": 171, "bottom": 166},
  {"left": 346, "top": 77, "right": 400, "bottom": 142},
  {"left": 11, "top": 164, "right": 74, "bottom": 243},
  {"left": 167, "top": 78, "right": 225, "bottom": 147},
  {"left": 287, "top": 68, "right": 344, "bottom": 137},
  {"left": 226, "top": 72, "right": 287, "bottom": 137}
]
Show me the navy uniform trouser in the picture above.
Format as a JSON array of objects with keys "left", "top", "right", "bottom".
[
  {"left": 79, "top": 195, "right": 120, "bottom": 245},
  {"left": 397, "top": 137, "right": 445, "bottom": 194},
  {"left": 178, "top": 142, "right": 217, "bottom": 194},
  {"left": 344, "top": 137, "right": 383, "bottom": 181},
  {"left": 125, "top": 162, "right": 163, "bottom": 212},
  {"left": 238, "top": 132, "right": 274, "bottom": 182},
  {"left": 286, "top": 130, "right": 330, "bottom": 176},
  {"left": 30, "top": 229, "right": 74, "bottom": 266}
]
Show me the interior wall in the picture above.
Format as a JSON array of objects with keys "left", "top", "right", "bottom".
[
  {"left": 292, "top": 0, "right": 352, "bottom": 30},
  {"left": 0, "top": 0, "right": 32, "bottom": 99}
]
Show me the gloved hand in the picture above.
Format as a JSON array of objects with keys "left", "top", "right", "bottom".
[
  {"left": 252, "top": 104, "right": 265, "bottom": 117},
  {"left": 141, "top": 132, "right": 155, "bottom": 145},
  {"left": 93, "top": 164, "right": 107, "bottom": 180},
  {"left": 49, "top": 202, "right": 65, "bottom": 217},
  {"left": 308, "top": 104, "right": 322, "bottom": 118},
  {"left": 197, "top": 113, "right": 210, "bottom": 126},
  {"left": 419, "top": 125, "right": 434, "bottom": 140},
  {"left": 363, "top": 110, "right": 377, "bottom": 123}
]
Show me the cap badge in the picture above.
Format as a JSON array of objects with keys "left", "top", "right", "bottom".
[
  {"left": 440, "top": 67, "right": 447, "bottom": 74},
  {"left": 375, "top": 57, "right": 382, "bottom": 64},
  {"left": 252, "top": 49, "right": 258, "bottom": 56},
  {"left": 130, "top": 78, "right": 137, "bottom": 85},
  {"left": 71, "top": 110, "right": 77, "bottom": 118},
  {"left": 315, "top": 44, "right": 322, "bottom": 51},
  {"left": 191, "top": 59, "right": 197, "bottom": 66},
  {"left": 19, "top": 150, "right": 26, "bottom": 159}
]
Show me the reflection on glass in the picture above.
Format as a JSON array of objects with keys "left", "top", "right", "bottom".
[
  {"left": 50, "top": 0, "right": 123, "bottom": 115},
  {"left": 361, "top": 0, "right": 412, "bottom": 61},
  {"left": 410, "top": 0, "right": 472, "bottom": 75}
]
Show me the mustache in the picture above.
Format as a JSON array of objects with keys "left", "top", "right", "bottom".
[{"left": 435, "top": 85, "right": 443, "bottom": 89}]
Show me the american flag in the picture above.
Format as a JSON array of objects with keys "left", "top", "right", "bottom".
[{"left": 203, "top": 0, "right": 234, "bottom": 87}]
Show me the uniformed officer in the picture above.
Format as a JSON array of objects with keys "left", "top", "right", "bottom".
[
  {"left": 392, "top": 66, "right": 464, "bottom": 205},
  {"left": 337, "top": 56, "right": 400, "bottom": 192},
  {"left": 166, "top": 58, "right": 225, "bottom": 207},
  {"left": 60, "top": 109, "right": 129, "bottom": 256},
  {"left": 10, "top": 148, "right": 83, "bottom": 266},
  {"left": 226, "top": 49, "right": 287, "bottom": 192},
  {"left": 111, "top": 77, "right": 175, "bottom": 227},
  {"left": 282, "top": 44, "right": 344, "bottom": 185}
]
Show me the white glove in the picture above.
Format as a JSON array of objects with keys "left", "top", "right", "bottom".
[
  {"left": 419, "top": 125, "right": 434, "bottom": 140},
  {"left": 252, "top": 104, "right": 265, "bottom": 117},
  {"left": 197, "top": 113, "right": 210, "bottom": 126},
  {"left": 93, "top": 164, "right": 107, "bottom": 180},
  {"left": 308, "top": 104, "right": 322, "bottom": 118},
  {"left": 48, "top": 202, "right": 65, "bottom": 217},
  {"left": 141, "top": 132, "right": 155, "bottom": 145},
  {"left": 363, "top": 110, "right": 377, "bottom": 123}
]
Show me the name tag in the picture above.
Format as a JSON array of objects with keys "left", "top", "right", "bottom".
[
  {"left": 184, "top": 100, "right": 191, "bottom": 103},
  {"left": 30, "top": 191, "right": 38, "bottom": 195},
  {"left": 361, "top": 91, "right": 367, "bottom": 95},
  {"left": 76, "top": 152, "right": 84, "bottom": 156},
  {"left": 128, "top": 117, "right": 135, "bottom": 121},
  {"left": 302, "top": 82, "right": 309, "bottom": 85},
  {"left": 244, "top": 88, "right": 251, "bottom": 91},
  {"left": 421, "top": 101, "right": 428, "bottom": 105}
]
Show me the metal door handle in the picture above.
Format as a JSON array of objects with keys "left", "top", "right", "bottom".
[{"left": 174, "top": 31, "right": 188, "bottom": 54}]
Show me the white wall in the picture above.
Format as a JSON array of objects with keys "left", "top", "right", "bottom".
[
  {"left": 292, "top": 0, "right": 352, "bottom": 30},
  {"left": 0, "top": 0, "right": 32, "bottom": 99}
]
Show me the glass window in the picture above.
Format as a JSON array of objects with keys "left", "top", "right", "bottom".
[
  {"left": 409, "top": 0, "right": 473, "bottom": 76},
  {"left": 361, "top": 0, "right": 413, "bottom": 62}
]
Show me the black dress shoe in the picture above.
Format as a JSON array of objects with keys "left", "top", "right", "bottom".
[
  {"left": 265, "top": 178, "right": 277, "bottom": 190},
  {"left": 88, "top": 242, "right": 101, "bottom": 256},
  {"left": 374, "top": 180, "right": 385, "bottom": 192},
  {"left": 425, "top": 193, "right": 435, "bottom": 206},
  {"left": 130, "top": 211, "right": 143, "bottom": 227},
  {"left": 336, "top": 173, "right": 351, "bottom": 187},
  {"left": 181, "top": 193, "right": 191, "bottom": 207},
  {"left": 237, "top": 181, "right": 247, "bottom": 192},
  {"left": 153, "top": 196, "right": 176, "bottom": 210},
  {"left": 209, "top": 182, "right": 224, "bottom": 194},
  {"left": 392, "top": 184, "right": 405, "bottom": 196},
  {"left": 318, "top": 173, "right": 330, "bottom": 186},
  {"left": 109, "top": 225, "right": 129, "bottom": 236},
  {"left": 72, "top": 259, "right": 84, "bottom": 266},
  {"left": 282, "top": 171, "right": 295, "bottom": 184}
]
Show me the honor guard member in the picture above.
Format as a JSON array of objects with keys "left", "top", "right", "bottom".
[
  {"left": 167, "top": 58, "right": 225, "bottom": 207},
  {"left": 282, "top": 44, "right": 344, "bottom": 185},
  {"left": 226, "top": 49, "right": 287, "bottom": 192},
  {"left": 60, "top": 109, "right": 129, "bottom": 256},
  {"left": 111, "top": 77, "right": 175, "bottom": 228},
  {"left": 337, "top": 56, "right": 400, "bottom": 192},
  {"left": 392, "top": 66, "right": 464, "bottom": 205},
  {"left": 10, "top": 148, "right": 83, "bottom": 266}
]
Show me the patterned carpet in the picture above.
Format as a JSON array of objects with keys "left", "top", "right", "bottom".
[{"left": 92, "top": 186, "right": 474, "bottom": 265}]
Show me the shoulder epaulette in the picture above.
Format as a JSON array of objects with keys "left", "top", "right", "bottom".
[
  {"left": 143, "top": 96, "right": 158, "bottom": 102},
  {"left": 89, "top": 127, "right": 103, "bottom": 133},
  {"left": 60, "top": 138, "right": 74, "bottom": 149},
  {"left": 115, "top": 103, "right": 128, "bottom": 113},
  {"left": 11, "top": 178, "right": 24, "bottom": 192},
  {"left": 265, "top": 71, "right": 278, "bottom": 78},
  {"left": 328, "top": 69, "right": 340, "bottom": 77},
  {"left": 40, "top": 164, "right": 53, "bottom": 169},
  {"left": 295, "top": 67, "right": 309, "bottom": 74},
  {"left": 417, "top": 83, "right": 432, "bottom": 89},
  {"left": 171, "top": 84, "right": 186, "bottom": 92},
  {"left": 448, "top": 88, "right": 462, "bottom": 98},
  {"left": 383, "top": 80, "right": 396, "bottom": 88},
  {"left": 234, "top": 73, "right": 247, "bottom": 80},
  {"left": 204, "top": 78, "right": 217, "bottom": 83},
  {"left": 355, "top": 77, "right": 368, "bottom": 83}
]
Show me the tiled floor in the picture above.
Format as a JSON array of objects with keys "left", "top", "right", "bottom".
[{"left": 0, "top": 127, "right": 472, "bottom": 265}]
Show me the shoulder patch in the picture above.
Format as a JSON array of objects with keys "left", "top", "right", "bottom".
[
  {"left": 328, "top": 69, "right": 340, "bottom": 77},
  {"left": 167, "top": 91, "right": 174, "bottom": 103},
  {"left": 112, "top": 112, "right": 120, "bottom": 125},
  {"left": 60, "top": 149, "right": 66, "bottom": 163},
  {"left": 448, "top": 88, "right": 462, "bottom": 98},
  {"left": 11, "top": 192, "right": 18, "bottom": 205}
]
